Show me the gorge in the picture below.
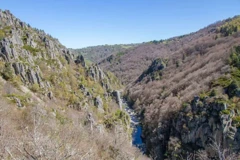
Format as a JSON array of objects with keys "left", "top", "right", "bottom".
[{"left": 1, "top": 6, "right": 240, "bottom": 160}]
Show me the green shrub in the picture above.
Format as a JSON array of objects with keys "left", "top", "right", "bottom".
[
  {"left": 182, "top": 102, "right": 189, "bottom": 108},
  {"left": 213, "top": 76, "right": 232, "bottom": 88},
  {"left": 22, "top": 45, "right": 40, "bottom": 56},
  {"left": 0, "top": 26, "right": 12, "bottom": 40},
  {"left": 0, "top": 30, "right": 5, "bottom": 40},
  {"left": 30, "top": 83, "right": 40, "bottom": 92},
  {"left": 1, "top": 63, "right": 14, "bottom": 81},
  {"left": 209, "top": 89, "right": 217, "bottom": 97},
  {"left": 233, "top": 116, "right": 240, "bottom": 127},
  {"left": 218, "top": 16, "right": 240, "bottom": 36},
  {"left": 56, "top": 111, "right": 67, "bottom": 125},
  {"left": 221, "top": 109, "right": 231, "bottom": 115},
  {"left": 104, "top": 109, "right": 130, "bottom": 129},
  {"left": 116, "top": 52, "right": 125, "bottom": 57},
  {"left": 199, "top": 92, "right": 209, "bottom": 100},
  {"left": 11, "top": 75, "right": 22, "bottom": 89},
  {"left": 6, "top": 93, "right": 31, "bottom": 107},
  {"left": 22, "top": 36, "right": 27, "bottom": 44}
]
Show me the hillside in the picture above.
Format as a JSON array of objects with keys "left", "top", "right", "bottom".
[
  {"left": 0, "top": 10, "right": 147, "bottom": 159},
  {"left": 2, "top": 7, "right": 240, "bottom": 160},
  {"left": 98, "top": 16, "right": 240, "bottom": 159},
  {"left": 73, "top": 44, "right": 138, "bottom": 63},
  {"left": 98, "top": 19, "right": 231, "bottom": 84}
]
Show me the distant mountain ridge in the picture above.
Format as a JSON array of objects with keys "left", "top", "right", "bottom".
[{"left": 72, "top": 43, "right": 139, "bottom": 63}]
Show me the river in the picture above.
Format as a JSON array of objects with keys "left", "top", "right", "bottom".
[{"left": 122, "top": 100, "right": 146, "bottom": 152}]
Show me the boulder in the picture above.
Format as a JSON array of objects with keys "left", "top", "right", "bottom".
[
  {"left": 87, "top": 112, "right": 95, "bottom": 131},
  {"left": 14, "top": 97, "right": 22, "bottom": 107},
  {"left": 94, "top": 96, "right": 104, "bottom": 112},
  {"left": 47, "top": 91, "right": 53, "bottom": 100}
]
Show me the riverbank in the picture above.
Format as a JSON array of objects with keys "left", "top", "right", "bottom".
[{"left": 122, "top": 99, "right": 146, "bottom": 153}]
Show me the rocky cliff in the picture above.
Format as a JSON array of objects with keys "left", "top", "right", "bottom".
[{"left": 0, "top": 10, "right": 147, "bottom": 159}]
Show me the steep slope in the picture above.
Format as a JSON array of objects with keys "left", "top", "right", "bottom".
[
  {"left": 97, "top": 16, "right": 240, "bottom": 159},
  {"left": 126, "top": 16, "right": 240, "bottom": 159},
  {"left": 98, "top": 19, "right": 232, "bottom": 84},
  {"left": 73, "top": 43, "right": 138, "bottom": 63},
  {"left": 0, "top": 10, "right": 147, "bottom": 159}
]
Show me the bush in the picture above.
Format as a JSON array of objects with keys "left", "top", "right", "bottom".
[
  {"left": 182, "top": 102, "right": 189, "bottom": 108},
  {"left": 218, "top": 16, "right": 240, "bottom": 36},
  {"left": 30, "top": 83, "right": 40, "bottom": 92},
  {"left": 0, "top": 26, "right": 12, "bottom": 40},
  {"left": 221, "top": 109, "right": 231, "bottom": 115},
  {"left": 0, "top": 30, "right": 5, "bottom": 40},
  {"left": 22, "top": 36, "right": 27, "bottom": 44},
  {"left": 22, "top": 45, "right": 40, "bottom": 56},
  {"left": 6, "top": 93, "right": 31, "bottom": 107},
  {"left": 209, "top": 89, "right": 217, "bottom": 97},
  {"left": 233, "top": 116, "right": 240, "bottom": 127},
  {"left": 213, "top": 76, "right": 232, "bottom": 88},
  {"left": 1, "top": 63, "right": 14, "bottom": 81},
  {"left": 11, "top": 75, "right": 22, "bottom": 88},
  {"left": 56, "top": 111, "right": 67, "bottom": 125}
]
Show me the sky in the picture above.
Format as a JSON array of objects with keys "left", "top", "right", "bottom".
[{"left": 1, "top": 0, "right": 240, "bottom": 48}]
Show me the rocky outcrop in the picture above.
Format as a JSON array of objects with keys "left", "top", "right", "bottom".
[
  {"left": 145, "top": 95, "right": 240, "bottom": 159},
  {"left": 47, "top": 91, "right": 53, "bottom": 100},
  {"left": 137, "top": 58, "right": 166, "bottom": 82},
  {"left": 0, "top": 40, "right": 18, "bottom": 62},
  {"left": 0, "top": 10, "right": 138, "bottom": 160},
  {"left": 88, "top": 65, "right": 105, "bottom": 81},
  {"left": 26, "top": 68, "right": 41, "bottom": 85},
  {"left": 112, "top": 90, "right": 122, "bottom": 110},
  {"left": 86, "top": 112, "right": 96, "bottom": 131},
  {"left": 0, "top": 10, "right": 73, "bottom": 91},
  {"left": 14, "top": 97, "right": 22, "bottom": 107},
  {"left": 75, "top": 55, "right": 86, "bottom": 67},
  {"left": 94, "top": 96, "right": 104, "bottom": 112},
  {"left": 88, "top": 65, "right": 111, "bottom": 90}
]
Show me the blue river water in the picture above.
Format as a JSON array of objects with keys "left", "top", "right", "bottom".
[{"left": 123, "top": 100, "right": 146, "bottom": 152}]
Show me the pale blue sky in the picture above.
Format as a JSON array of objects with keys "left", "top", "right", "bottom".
[{"left": 1, "top": 0, "right": 240, "bottom": 48}]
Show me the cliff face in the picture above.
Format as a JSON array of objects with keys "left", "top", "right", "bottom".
[
  {"left": 147, "top": 95, "right": 240, "bottom": 160},
  {"left": 0, "top": 10, "right": 147, "bottom": 159},
  {"left": 167, "top": 96, "right": 240, "bottom": 159}
]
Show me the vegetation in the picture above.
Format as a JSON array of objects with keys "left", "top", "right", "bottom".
[
  {"left": 6, "top": 93, "right": 31, "bottom": 107},
  {"left": 0, "top": 26, "right": 12, "bottom": 40},
  {"left": 2, "top": 9, "right": 240, "bottom": 160},
  {"left": 1, "top": 62, "right": 14, "bottom": 81},
  {"left": 217, "top": 16, "right": 240, "bottom": 36},
  {"left": 29, "top": 83, "right": 40, "bottom": 92},
  {"left": 22, "top": 45, "right": 40, "bottom": 56},
  {"left": 73, "top": 43, "right": 138, "bottom": 63},
  {"left": 0, "top": 10, "right": 146, "bottom": 160},
  {"left": 104, "top": 109, "right": 130, "bottom": 129},
  {"left": 100, "top": 16, "right": 240, "bottom": 159}
]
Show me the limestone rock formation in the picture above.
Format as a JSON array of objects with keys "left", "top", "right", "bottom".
[
  {"left": 0, "top": 10, "right": 141, "bottom": 160},
  {"left": 112, "top": 90, "right": 122, "bottom": 110},
  {"left": 94, "top": 95, "right": 104, "bottom": 112},
  {"left": 88, "top": 64, "right": 111, "bottom": 90},
  {"left": 75, "top": 55, "right": 86, "bottom": 67},
  {"left": 149, "top": 96, "right": 240, "bottom": 159},
  {"left": 137, "top": 58, "right": 166, "bottom": 82}
]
